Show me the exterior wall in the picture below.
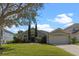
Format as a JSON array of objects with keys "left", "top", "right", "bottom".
[
  {"left": 74, "top": 35, "right": 79, "bottom": 41},
  {"left": 2, "top": 31, "right": 14, "bottom": 43},
  {"left": 71, "top": 34, "right": 79, "bottom": 41}
]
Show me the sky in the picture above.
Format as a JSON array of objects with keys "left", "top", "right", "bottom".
[{"left": 6, "top": 3, "right": 79, "bottom": 33}]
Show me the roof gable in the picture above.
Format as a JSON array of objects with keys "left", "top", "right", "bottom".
[
  {"left": 65, "top": 23, "right": 79, "bottom": 30},
  {"left": 51, "top": 28, "right": 67, "bottom": 34},
  {"left": 4, "top": 29, "right": 14, "bottom": 34}
]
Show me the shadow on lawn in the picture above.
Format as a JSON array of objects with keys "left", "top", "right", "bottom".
[{"left": 0, "top": 47, "right": 14, "bottom": 55}]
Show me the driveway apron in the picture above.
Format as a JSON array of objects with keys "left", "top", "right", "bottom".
[{"left": 56, "top": 44, "right": 79, "bottom": 56}]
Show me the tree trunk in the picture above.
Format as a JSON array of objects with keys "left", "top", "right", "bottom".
[
  {"left": 28, "top": 20, "right": 31, "bottom": 42},
  {"left": 0, "top": 26, "right": 3, "bottom": 47},
  {"left": 35, "top": 22, "right": 38, "bottom": 37}
]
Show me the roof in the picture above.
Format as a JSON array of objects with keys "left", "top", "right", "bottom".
[
  {"left": 50, "top": 28, "right": 68, "bottom": 34},
  {"left": 4, "top": 29, "right": 14, "bottom": 34},
  {"left": 65, "top": 23, "right": 79, "bottom": 30},
  {"left": 72, "top": 29, "right": 79, "bottom": 34}
]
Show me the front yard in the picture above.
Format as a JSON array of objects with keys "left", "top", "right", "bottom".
[{"left": 0, "top": 43, "right": 73, "bottom": 56}]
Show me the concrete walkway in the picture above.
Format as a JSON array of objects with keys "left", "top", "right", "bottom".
[{"left": 56, "top": 44, "right": 79, "bottom": 56}]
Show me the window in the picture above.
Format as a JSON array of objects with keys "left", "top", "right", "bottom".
[{"left": 72, "top": 28, "right": 79, "bottom": 33}]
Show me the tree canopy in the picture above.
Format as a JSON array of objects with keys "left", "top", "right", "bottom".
[{"left": 0, "top": 3, "right": 43, "bottom": 28}]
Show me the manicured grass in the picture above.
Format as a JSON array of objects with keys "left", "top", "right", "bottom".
[{"left": 0, "top": 43, "right": 73, "bottom": 56}]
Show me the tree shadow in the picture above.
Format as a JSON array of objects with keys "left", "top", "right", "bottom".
[{"left": 0, "top": 47, "right": 14, "bottom": 55}]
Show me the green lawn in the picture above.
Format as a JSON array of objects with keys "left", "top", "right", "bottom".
[
  {"left": 0, "top": 43, "right": 73, "bottom": 56},
  {"left": 75, "top": 43, "right": 79, "bottom": 45}
]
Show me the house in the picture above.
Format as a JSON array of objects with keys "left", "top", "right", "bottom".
[
  {"left": 64, "top": 23, "right": 79, "bottom": 34},
  {"left": 65, "top": 23, "right": 79, "bottom": 41},
  {"left": 47, "top": 28, "right": 70, "bottom": 45},
  {"left": 48, "top": 23, "right": 79, "bottom": 45},
  {"left": 21, "top": 28, "right": 48, "bottom": 43},
  {"left": 1, "top": 29, "right": 14, "bottom": 44}
]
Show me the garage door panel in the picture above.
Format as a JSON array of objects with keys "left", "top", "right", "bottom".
[{"left": 49, "top": 36, "right": 69, "bottom": 44}]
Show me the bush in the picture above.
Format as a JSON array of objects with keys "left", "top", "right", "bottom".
[
  {"left": 35, "top": 35, "right": 47, "bottom": 43},
  {"left": 30, "top": 36, "right": 35, "bottom": 42},
  {"left": 13, "top": 37, "right": 23, "bottom": 43},
  {"left": 71, "top": 37, "right": 77, "bottom": 44},
  {"left": 6, "top": 40, "right": 13, "bottom": 44},
  {"left": 41, "top": 35, "right": 47, "bottom": 43},
  {"left": 35, "top": 36, "right": 42, "bottom": 43}
]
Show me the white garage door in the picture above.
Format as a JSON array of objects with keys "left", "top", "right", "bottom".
[{"left": 49, "top": 36, "right": 69, "bottom": 45}]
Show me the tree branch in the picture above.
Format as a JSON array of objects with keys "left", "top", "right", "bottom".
[{"left": 3, "top": 4, "right": 33, "bottom": 18}]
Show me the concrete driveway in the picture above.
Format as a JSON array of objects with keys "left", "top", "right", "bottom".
[{"left": 56, "top": 44, "right": 79, "bottom": 56}]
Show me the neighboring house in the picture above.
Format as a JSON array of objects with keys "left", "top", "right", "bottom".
[
  {"left": 65, "top": 23, "right": 79, "bottom": 41},
  {"left": 47, "top": 28, "right": 70, "bottom": 45},
  {"left": 65, "top": 23, "right": 79, "bottom": 34},
  {"left": 1, "top": 29, "right": 14, "bottom": 44}
]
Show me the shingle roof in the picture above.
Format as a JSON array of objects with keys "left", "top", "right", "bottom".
[
  {"left": 50, "top": 28, "right": 68, "bottom": 34},
  {"left": 4, "top": 29, "right": 14, "bottom": 34},
  {"left": 65, "top": 23, "right": 79, "bottom": 30}
]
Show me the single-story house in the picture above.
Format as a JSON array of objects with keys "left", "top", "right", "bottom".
[
  {"left": 1, "top": 29, "right": 14, "bottom": 44},
  {"left": 47, "top": 23, "right": 79, "bottom": 45},
  {"left": 47, "top": 28, "right": 70, "bottom": 45}
]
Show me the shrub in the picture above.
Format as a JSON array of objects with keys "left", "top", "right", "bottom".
[
  {"left": 71, "top": 37, "right": 77, "bottom": 44},
  {"left": 35, "top": 36, "right": 42, "bottom": 43},
  {"left": 6, "top": 40, "right": 13, "bottom": 44},
  {"left": 30, "top": 36, "right": 35, "bottom": 42},
  {"left": 35, "top": 35, "right": 47, "bottom": 43},
  {"left": 13, "top": 37, "right": 23, "bottom": 43},
  {"left": 41, "top": 35, "right": 47, "bottom": 43}
]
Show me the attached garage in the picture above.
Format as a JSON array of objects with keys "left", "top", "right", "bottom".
[{"left": 47, "top": 28, "right": 70, "bottom": 45}]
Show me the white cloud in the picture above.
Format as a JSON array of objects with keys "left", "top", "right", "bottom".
[
  {"left": 54, "top": 13, "right": 73, "bottom": 24},
  {"left": 5, "top": 26, "right": 26, "bottom": 33},
  {"left": 5, "top": 24, "right": 54, "bottom": 33},
  {"left": 5, "top": 26, "right": 19, "bottom": 33},
  {"left": 47, "top": 13, "right": 74, "bottom": 28},
  {"left": 31, "top": 24, "right": 54, "bottom": 32},
  {"left": 68, "top": 13, "right": 73, "bottom": 17},
  {"left": 47, "top": 19, "right": 53, "bottom": 22}
]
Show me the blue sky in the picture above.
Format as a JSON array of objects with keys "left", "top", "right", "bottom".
[{"left": 6, "top": 3, "right": 79, "bottom": 33}]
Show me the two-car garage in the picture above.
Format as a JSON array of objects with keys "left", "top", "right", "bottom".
[{"left": 47, "top": 28, "right": 70, "bottom": 45}]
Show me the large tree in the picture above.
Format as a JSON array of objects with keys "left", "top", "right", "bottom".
[{"left": 0, "top": 3, "right": 43, "bottom": 45}]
